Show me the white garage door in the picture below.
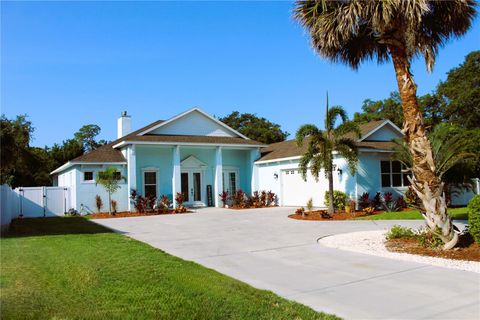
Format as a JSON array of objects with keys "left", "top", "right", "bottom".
[{"left": 281, "top": 169, "right": 328, "bottom": 207}]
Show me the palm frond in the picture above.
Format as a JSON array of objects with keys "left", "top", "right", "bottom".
[
  {"left": 334, "top": 137, "right": 359, "bottom": 175},
  {"left": 295, "top": 124, "right": 323, "bottom": 147},
  {"left": 293, "top": 0, "right": 476, "bottom": 71},
  {"left": 325, "top": 105, "right": 348, "bottom": 130},
  {"left": 334, "top": 121, "right": 361, "bottom": 139}
]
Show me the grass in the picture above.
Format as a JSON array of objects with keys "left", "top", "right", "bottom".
[
  {"left": 0, "top": 217, "right": 338, "bottom": 320},
  {"left": 356, "top": 207, "right": 468, "bottom": 220}
]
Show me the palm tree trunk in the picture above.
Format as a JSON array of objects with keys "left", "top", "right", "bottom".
[
  {"left": 108, "top": 192, "right": 112, "bottom": 215},
  {"left": 327, "top": 167, "right": 335, "bottom": 215},
  {"left": 389, "top": 46, "right": 458, "bottom": 249}
]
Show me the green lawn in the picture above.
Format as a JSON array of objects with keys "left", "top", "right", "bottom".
[
  {"left": 0, "top": 217, "right": 337, "bottom": 320},
  {"left": 356, "top": 207, "right": 468, "bottom": 220}
]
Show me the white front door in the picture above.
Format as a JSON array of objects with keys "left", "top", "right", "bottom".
[{"left": 181, "top": 170, "right": 204, "bottom": 207}]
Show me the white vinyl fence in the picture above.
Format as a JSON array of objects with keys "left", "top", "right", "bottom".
[{"left": 0, "top": 185, "right": 71, "bottom": 230}]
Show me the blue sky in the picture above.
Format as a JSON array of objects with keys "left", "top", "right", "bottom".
[{"left": 2, "top": 1, "right": 479, "bottom": 147}]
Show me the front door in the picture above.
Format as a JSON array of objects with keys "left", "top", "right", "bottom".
[
  {"left": 223, "top": 170, "right": 239, "bottom": 195},
  {"left": 181, "top": 170, "right": 204, "bottom": 207}
]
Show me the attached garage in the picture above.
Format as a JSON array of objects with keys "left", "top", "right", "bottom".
[{"left": 280, "top": 168, "right": 328, "bottom": 207}]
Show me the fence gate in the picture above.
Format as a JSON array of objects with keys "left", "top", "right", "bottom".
[{"left": 17, "top": 187, "right": 70, "bottom": 217}]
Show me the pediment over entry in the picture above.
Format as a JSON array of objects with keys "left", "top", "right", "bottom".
[{"left": 181, "top": 155, "right": 208, "bottom": 169}]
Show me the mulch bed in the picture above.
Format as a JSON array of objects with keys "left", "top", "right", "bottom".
[
  {"left": 288, "top": 210, "right": 380, "bottom": 221},
  {"left": 88, "top": 211, "right": 192, "bottom": 219},
  {"left": 385, "top": 234, "right": 480, "bottom": 262}
]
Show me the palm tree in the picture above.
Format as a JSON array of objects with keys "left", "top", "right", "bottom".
[
  {"left": 296, "top": 94, "right": 361, "bottom": 214},
  {"left": 96, "top": 167, "right": 125, "bottom": 215},
  {"left": 293, "top": 0, "right": 476, "bottom": 249}
]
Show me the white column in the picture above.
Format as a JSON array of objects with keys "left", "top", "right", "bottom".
[
  {"left": 250, "top": 148, "right": 260, "bottom": 195},
  {"left": 127, "top": 145, "right": 137, "bottom": 211},
  {"left": 214, "top": 146, "right": 223, "bottom": 207},
  {"left": 172, "top": 145, "right": 181, "bottom": 208}
]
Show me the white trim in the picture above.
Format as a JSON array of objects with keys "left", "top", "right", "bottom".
[
  {"left": 255, "top": 156, "right": 302, "bottom": 165},
  {"left": 136, "top": 107, "right": 251, "bottom": 140},
  {"left": 359, "top": 120, "right": 404, "bottom": 142},
  {"left": 81, "top": 171, "right": 95, "bottom": 184},
  {"left": 51, "top": 161, "right": 127, "bottom": 175},
  {"left": 112, "top": 140, "right": 265, "bottom": 149}
]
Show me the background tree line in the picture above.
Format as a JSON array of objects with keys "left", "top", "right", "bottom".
[
  {"left": 1, "top": 50, "right": 477, "bottom": 188},
  {"left": 0, "top": 118, "right": 107, "bottom": 187}
]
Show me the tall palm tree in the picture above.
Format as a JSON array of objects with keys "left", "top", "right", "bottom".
[
  {"left": 296, "top": 95, "right": 361, "bottom": 214},
  {"left": 293, "top": 0, "right": 476, "bottom": 249}
]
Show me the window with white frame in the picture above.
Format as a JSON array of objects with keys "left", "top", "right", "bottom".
[
  {"left": 143, "top": 171, "right": 157, "bottom": 197},
  {"left": 84, "top": 171, "right": 94, "bottom": 182},
  {"left": 380, "top": 160, "right": 411, "bottom": 188}
]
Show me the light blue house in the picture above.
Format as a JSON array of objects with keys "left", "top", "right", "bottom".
[
  {"left": 52, "top": 108, "right": 476, "bottom": 213},
  {"left": 52, "top": 108, "right": 264, "bottom": 212}
]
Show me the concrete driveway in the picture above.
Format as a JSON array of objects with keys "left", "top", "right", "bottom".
[{"left": 94, "top": 207, "right": 479, "bottom": 320}]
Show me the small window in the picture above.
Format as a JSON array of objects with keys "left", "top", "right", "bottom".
[
  {"left": 113, "top": 171, "right": 122, "bottom": 180},
  {"left": 84, "top": 171, "right": 93, "bottom": 181},
  {"left": 144, "top": 171, "right": 157, "bottom": 197},
  {"left": 380, "top": 160, "right": 412, "bottom": 188}
]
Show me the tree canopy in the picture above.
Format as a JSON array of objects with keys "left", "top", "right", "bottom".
[
  {"left": 0, "top": 115, "right": 108, "bottom": 187},
  {"left": 219, "top": 112, "right": 289, "bottom": 144},
  {"left": 353, "top": 51, "right": 480, "bottom": 131}
]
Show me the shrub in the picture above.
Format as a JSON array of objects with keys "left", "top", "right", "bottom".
[
  {"left": 386, "top": 225, "right": 416, "bottom": 240},
  {"left": 250, "top": 191, "right": 261, "bottom": 207},
  {"left": 158, "top": 195, "right": 170, "bottom": 213},
  {"left": 296, "top": 207, "right": 305, "bottom": 217},
  {"left": 111, "top": 200, "right": 118, "bottom": 213},
  {"left": 130, "top": 190, "right": 147, "bottom": 213},
  {"left": 404, "top": 186, "right": 421, "bottom": 209},
  {"left": 324, "top": 190, "right": 348, "bottom": 210},
  {"left": 260, "top": 191, "right": 267, "bottom": 207},
  {"left": 231, "top": 189, "right": 246, "bottom": 208},
  {"left": 362, "top": 207, "right": 375, "bottom": 215},
  {"left": 306, "top": 198, "right": 313, "bottom": 212},
  {"left": 383, "top": 192, "right": 400, "bottom": 212},
  {"left": 219, "top": 191, "right": 229, "bottom": 207},
  {"left": 95, "top": 195, "right": 103, "bottom": 212},
  {"left": 65, "top": 208, "right": 79, "bottom": 216},
  {"left": 468, "top": 195, "right": 480, "bottom": 244},
  {"left": 174, "top": 192, "right": 186, "bottom": 213},
  {"left": 372, "top": 192, "right": 382, "bottom": 209},
  {"left": 395, "top": 196, "right": 407, "bottom": 209},
  {"left": 417, "top": 228, "right": 443, "bottom": 248},
  {"left": 267, "top": 191, "right": 276, "bottom": 206},
  {"left": 358, "top": 192, "right": 370, "bottom": 209}
]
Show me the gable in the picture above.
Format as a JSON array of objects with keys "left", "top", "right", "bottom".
[
  {"left": 363, "top": 123, "right": 403, "bottom": 141},
  {"left": 148, "top": 110, "right": 239, "bottom": 137}
]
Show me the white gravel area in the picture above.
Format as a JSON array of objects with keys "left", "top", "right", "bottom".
[{"left": 318, "top": 230, "right": 480, "bottom": 273}]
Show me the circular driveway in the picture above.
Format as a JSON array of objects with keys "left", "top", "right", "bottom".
[{"left": 93, "top": 207, "right": 479, "bottom": 319}]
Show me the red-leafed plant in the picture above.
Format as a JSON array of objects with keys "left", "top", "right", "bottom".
[
  {"left": 95, "top": 194, "right": 103, "bottom": 212},
  {"left": 111, "top": 199, "right": 118, "bottom": 213},
  {"left": 260, "top": 191, "right": 267, "bottom": 207},
  {"left": 175, "top": 192, "right": 187, "bottom": 213},
  {"left": 251, "top": 191, "right": 261, "bottom": 207},
  {"left": 267, "top": 191, "right": 276, "bottom": 206},
  {"left": 158, "top": 195, "right": 170, "bottom": 213},
  {"left": 358, "top": 192, "right": 370, "bottom": 209},
  {"left": 231, "top": 189, "right": 246, "bottom": 208},
  {"left": 219, "top": 191, "right": 229, "bottom": 207}
]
